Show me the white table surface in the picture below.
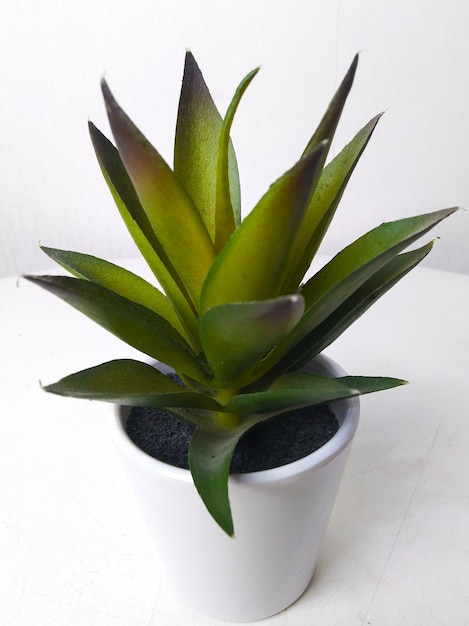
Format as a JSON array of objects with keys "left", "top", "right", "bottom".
[{"left": 1, "top": 258, "right": 468, "bottom": 625}]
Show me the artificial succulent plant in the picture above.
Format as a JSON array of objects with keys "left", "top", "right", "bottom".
[{"left": 25, "top": 52, "right": 456, "bottom": 535}]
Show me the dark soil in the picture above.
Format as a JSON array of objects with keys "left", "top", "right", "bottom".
[{"left": 126, "top": 403, "right": 339, "bottom": 474}]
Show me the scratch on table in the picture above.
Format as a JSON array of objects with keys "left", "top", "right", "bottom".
[
  {"left": 147, "top": 593, "right": 159, "bottom": 626},
  {"left": 412, "top": 603, "right": 446, "bottom": 624},
  {"left": 317, "top": 581, "right": 345, "bottom": 610},
  {"left": 360, "top": 416, "right": 445, "bottom": 625},
  {"left": 73, "top": 496, "right": 106, "bottom": 528}
]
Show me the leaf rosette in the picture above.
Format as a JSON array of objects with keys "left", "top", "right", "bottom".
[{"left": 25, "top": 52, "right": 458, "bottom": 535}]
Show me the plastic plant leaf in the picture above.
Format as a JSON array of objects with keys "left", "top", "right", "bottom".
[
  {"left": 250, "top": 233, "right": 445, "bottom": 386},
  {"left": 101, "top": 79, "right": 216, "bottom": 310},
  {"left": 43, "top": 359, "right": 223, "bottom": 417},
  {"left": 282, "top": 242, "right": 435, "bottom": 371},
  {"left": 300, "top": 207, "right": 457, "bottom": 312},
  {"left": 188, "top": 369, "right": 404, "bottom": 536},
  {"left": 40, "top": 247, "right": 187, "bottom": 339},
  {"left": 199, "top": 295, "right": 305, "bottom": 385},
  {"left": 214, "top": 67, "right": 259, "bottom": 252},
  {"left": 225, "top": 372, "right": 405, "bottom": 416},
  {"left": 283, "top": 114, "right": 382, "bottom": 291},
  {"left": 301, "top": 54, "right": 358, "bottom": 158},
  {"left": 89, "top": 122, "right": 199, "bottom": 343},
  {"left": 188, "top": 424, "right": 242, "bottom": 536},
  {"left": 23, "top": 275, "right": 210, "bottom": 382},
  {"left": 26, "top": 53, "right": 461, "bottom": 538},
  {"left": 174, "top": 51, "right": 241, "bottom": 240},
  {"left": 200, "top": 141, "right": 329, "bottom": 312}
]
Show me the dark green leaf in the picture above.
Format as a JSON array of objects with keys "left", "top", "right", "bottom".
[
  {"left": 226, "top": 372, "right": 405, "bottom": 416},
  {"left": 189, "top": 366, "right": 405, "bottom": 536},
  {"left": 199, "top": 295, "right": 304, "bottom": 385},
  {"left": 189, "top": 424, "right": 243, "bottom": 536},
  {"left": 24, "top": 275, "right": 210, "bottom": 382},
  {"left": 282, "top": 242, "right": 435, "bottom": 371},
  {"left": 302, "top": 54, "right": 359, "bottom": 157},
  {"left": 283, "top": 114, "right": 382, "bottom": 291},
  {"left": 256, "top": 242, "right": 435, "bottom": 383},
  {"left": 300, "top": 207, "right": 457, "bottom": 312},
  {"left": 40, "top": 247, "right": 187, "bottom": 339},
  {"left": 44, "top": 359, "right": 222, "bottom": 417}
]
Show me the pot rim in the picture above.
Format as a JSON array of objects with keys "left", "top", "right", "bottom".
[{"left": 109, "top": 353, "right": 360, "bottom": 486}]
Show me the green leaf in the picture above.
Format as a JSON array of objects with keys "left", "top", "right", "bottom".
[
  {"left": 250, "top": 207, "right": 455, "bottom": 385},
  {"left": 301, "top": 54, "right": 359, "bottom": 157},
  {"left": 174, "top": 51, "right": 242, "bottom": 241},
  {"left": 101, "top": 79, "right": 216, "bottom": 310},
  {"left": 200, "top": 141, "right": 329, "bottom": 312},
  {"left": 199, "top": 295, "right": 305, "bottom": 385},
  {"left": 40, "top": 247, "right": 188, "bottom": 339},
  {"left": 188, "top": 366, "right": 405, "bottom": 536},
  {"left": 44, "top": 359, "right": 222, "bottom": 417},
  {"left": 215, "top": 67, "right": 259, "bottom": 252},
  {"left": 88, "top": 122, "right": 199, "bottom": 344},
  {"left": 24, "top": 275, "right": 210, "bottom": 382},
  {"left": 300, "top": 207, "right": 458, "bottom": 313},
  {"left": 282, "top": 114, "right": 382, "bottom": 291},
  {"left": 279, "top": 55, "right": 360, "bottom": 293},
  {"left": 277, "top": 242, "right": 435, "bottom": 372},
  {"left": 226, "top": 372, "right": 405, "bottom": 416},
  {"left": 189, "top": 425, "right": 242, "bottom": 536}
]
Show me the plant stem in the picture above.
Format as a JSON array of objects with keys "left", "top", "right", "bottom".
[
  {"left": 215, "top": 388, "right": 240, "bottom": 427},
  {"left": 215, "top": 411, "right": 240, "bottom": 428}
]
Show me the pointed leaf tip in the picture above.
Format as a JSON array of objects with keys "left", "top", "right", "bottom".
[
  {"left": 215, "top": 65, "right": 260, "bottom": 251},
  {"left": 101, "top": 77, "right": 111, "bottom": 98},
  {"left": 100, "top": 77, "right": 111, "bottom": 107},
  {"left": 302, "top": 55, "right": 359, "bottom": 159},
  {"left": 100, "top": 72, "right": 217, "bottom": 310},
  {"left": 100, "top": 79, "right": 123, "bottom": 125},
  {"left": 175, "top": 49, "right": 242, "bottom": 242},
  {"left": 342, "top": 54, "right": 359, "bottom": 94},
  {"left": 200, "top": 295, "right": 305, "bottom": 385},
  {"left": 189, "top": 426, "right": 239, "bottom": 536}
]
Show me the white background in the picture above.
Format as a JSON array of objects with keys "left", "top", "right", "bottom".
[{"left": 1, "top": 0, "right": 468, "bottom": 278}]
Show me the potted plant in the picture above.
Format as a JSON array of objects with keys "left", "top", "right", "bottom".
[{"left": 25, "top": 52, "right": 457, "bottom": 621}]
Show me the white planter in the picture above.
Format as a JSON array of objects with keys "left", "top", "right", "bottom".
[{"left": 109, "top": 353, "right": 360, "bottom": 622}]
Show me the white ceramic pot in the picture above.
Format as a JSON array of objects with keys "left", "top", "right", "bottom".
[{"left": 109, "top": 353, "right": 360, "bottom": 622}]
